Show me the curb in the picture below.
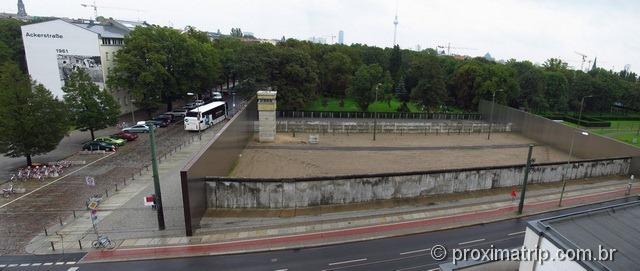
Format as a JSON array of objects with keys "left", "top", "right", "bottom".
[{"left": 80, "top": 189, "right": 639, "bottom": 263}]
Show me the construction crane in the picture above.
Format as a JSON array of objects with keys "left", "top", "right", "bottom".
[
  {"left": 574, "top": 51, "right": 587, "bottom": 71},
  {"left": 81, "top": 1, "right": 145, "bottom": 20},
  {"left": 320, "top": 34, "right": 337, "bottom": 44},
  {"left": 436, "top": 42, "right": 476, "bottom": 55}
]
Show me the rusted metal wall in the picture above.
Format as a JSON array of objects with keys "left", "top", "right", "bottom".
[{"left": 180, "top": 97, "right": 257, "bottom": 236}]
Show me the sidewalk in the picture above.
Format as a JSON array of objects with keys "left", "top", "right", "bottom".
[
  {"left": 25, "top": 123, "right": 226, "bottom": 255},
  {"left": 80, "top": 177, "right": 640, "bottom": 263}
]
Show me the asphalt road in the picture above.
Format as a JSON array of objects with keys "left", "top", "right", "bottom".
[{"left": 0, "top": 198, "right": 633, "bottom": 271}]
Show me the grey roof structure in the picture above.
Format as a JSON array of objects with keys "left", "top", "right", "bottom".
[
  {"left": 70, "top": 21, "right": 130, "bottom": 38},
  {"left": 528, "top": 200, "right": 640, "bottom": 271}
]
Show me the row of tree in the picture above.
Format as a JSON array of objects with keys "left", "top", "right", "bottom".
[{"left": 0, "top": 19, "right": 120, "bottom": 166}]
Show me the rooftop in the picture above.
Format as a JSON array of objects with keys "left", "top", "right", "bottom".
[{"left": 528, "top": 201, "right": 640, "bottom": 271}]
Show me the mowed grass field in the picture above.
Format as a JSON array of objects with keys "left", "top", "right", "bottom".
[
  {"left": 561, "top": 120, "right": 640, "bottom": 147},
  {"left": 305, "top": 97, "right": 423, "bottom": 112}
]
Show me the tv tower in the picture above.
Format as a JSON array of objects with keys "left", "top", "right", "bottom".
[{"left": 393, "top": 3, "right": 399, "bottom": 46}]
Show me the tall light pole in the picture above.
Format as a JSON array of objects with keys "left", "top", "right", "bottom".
[
  {"left": 487, "top": 89, "right": 504, "bottom": 140},
  {"left": 373, "top": 83, "right": 382, "bottom": 141},
  {"left": 558, "top": 95, "right": 593, "bottom": 206},
  {"left": 146, "top": 121, "right": 165, "bottom": 230},
  {"left": 129, "top": 98, "right": 136, "bottom": 125},
  {"left": 518, "top": 144, "right": 534, "bottom": 214}
]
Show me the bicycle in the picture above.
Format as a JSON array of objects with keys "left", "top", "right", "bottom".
[
  {"left": 1, "top": 184, "right": 15, "bottom": 198},
  {"left": 92, "top": 235, "right": 115, "bottom": 249}
]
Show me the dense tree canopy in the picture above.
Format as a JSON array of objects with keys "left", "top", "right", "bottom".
[
  {"left": 63, "top": 69, "right": 120, "bottom": 140},
  {"left": 0, "top": 63, "right": 69, "bottom": 166}
]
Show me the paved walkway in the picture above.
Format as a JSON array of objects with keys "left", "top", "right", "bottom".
[
  {"left": 24, "top": 122, "right": 227, "bottom": 255},
  {"left": 73, "top": 177, "right": 639, "bottom": 262}
]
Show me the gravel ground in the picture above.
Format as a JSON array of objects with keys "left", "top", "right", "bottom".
[{"left": 231, "top": 132, "right": 573, "bottom": 178}]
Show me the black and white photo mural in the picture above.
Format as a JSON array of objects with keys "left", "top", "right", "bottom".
[{"left": 57, "top": 54, "right": 104, "bottom": 86}]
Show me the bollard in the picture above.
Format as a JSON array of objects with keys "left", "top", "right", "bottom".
[
  {"left": 50, "top": 241, "right": 55, "bottom": 251},
  {"left": 73, "top": 210, "right": 76, "bottom": 219},
  {"left": 132, "top": 173, "right": 135, "bottom": 180},
  {"left": 124, "top": 177, "right": 127, "bottom": 186},
  {"left": 115, "top": 184, "right": 118, "bottom": 191},
  {"left": 78, "top": 240, "right": 83, "bottom": 250},
  {"left": 105, "top": 189, "right": 109, "bottom": 197},
  {"left": 44, "top": 228, "right": 48, "bottom": 236},
  {"left": 59, "top": 217, "right": 63, "bottom": 226}
]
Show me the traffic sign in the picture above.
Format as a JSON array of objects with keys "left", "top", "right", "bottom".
[
  {"left": 85, "top": 176, "right": 95, "bottom": 186},
  {"left": 87, "top": 201, "right": 98, "bottom": 210},
  {"left": 144, "top": 195, "right": 154, "bottom": 206}
]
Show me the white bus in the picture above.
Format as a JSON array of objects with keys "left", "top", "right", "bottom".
[{"left": 184, "top": 101, "right": 226, "bottom": 131}]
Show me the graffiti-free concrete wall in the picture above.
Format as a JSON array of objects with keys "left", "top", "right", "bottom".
[
  {"left": 205, "top": 158, "right": 629, "bottom": 209},
  {"left": 478, "top": 100, "right": 640, "bottom": 174},
  {"left": 275, "top": 120, "right": 511, "bottom": 134}
]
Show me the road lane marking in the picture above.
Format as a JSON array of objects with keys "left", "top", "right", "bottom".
[
  {"left": 399, "top": 248, "right": 431, "bottom": 255},
  {"left": 56, "top": 262, "right": 66, "bottom": 265},
  {"left": 508, "top": 231, "right": 525, "bottom": 236},
  {"left": 66, "top": 261, "right": 76, "bottom": 265},
  {"left": 0, "top": 264, "right": 5, "bottom": 268},
  {"left": 68, "top": 267, "right": 79, "bottom": 271},
  {"left": 274, "top": 269, "right": 288, "bottom": 271},
  {"left": 43, "top": 262, "right": 53, "bottom": 265},
  {"left": 8, "top": 264, "right": 18, "bottom": 267},
  {"left": 328, "top": 258, "right": 368, "bottom": 266},
  {"left": 427, "top": 268, "right": 440, "bottom": 271},
  {"left": 19, "top": 263, "right": 30, "bottom": 266},
  {"left": 458, "top": 238, "right": 485, "bottom": 245},
  {"left": 32, "top": 263, "right": 42, "bottom": 266},
  {"left": 0, "top": 152, "right": 115, "bottom": 209}
]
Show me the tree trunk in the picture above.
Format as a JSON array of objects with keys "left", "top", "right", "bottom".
[
  {"left": 226, "top": 76, "right": 230, "bottom": 89},
  {"left": 90, "top": 128, "right": 95, "bottom": 140},
  {"left": 26, "top": 154, "right": 32, "bottom": 167}
]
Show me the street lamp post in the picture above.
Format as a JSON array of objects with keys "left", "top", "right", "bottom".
[
  {"left": 558, "top": 95, "right": 593, "bottom": 206},
  {"left": 518, "top": 144, "right": 534, "bottom": 214},
  {"left": 129, "top": 98, "right": 136, "bottom": 125},
  {"left": 487, "top": 89, "right": 503, "bottom": 140},
  {"left": 232, "top": 91, "right": 236, "bottom": 116},
  {"left": 373, "top": 83, "right": 382, "bottom": 141},
  {"left": 146, "top": 122, "right": 165, "bottom": 230}
]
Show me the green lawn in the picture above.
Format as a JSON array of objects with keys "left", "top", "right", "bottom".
[
  {"left": 305, "top": 97, "right": 423, "bottom": 113},
  {"left": 560, "top": 119, "right": 640, "bottom": 147}
]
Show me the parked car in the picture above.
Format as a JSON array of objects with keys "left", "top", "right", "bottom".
[
  {"left": 122, "top": 124, "right": 150, "bottom": 133},
  {"left": 94, "top": 136, "right": 126, "bottom": 146},
  {"left": 212, "top": 92, "right": 223, "bottom": 101},
  {"left": 156, "top": 114, "right": 175, "bottom": 123},
  {"left": 149, "top": 118, "right": 170, "bottom": 127},
  {"left": 184, "top": 102, "right": 197, "bottom": 110},
  {"left": 82, "top": 141, "right": 116, "bottom": 152},
  {"left": 167, "top": 108, "right": 187, "bottom": 118},
  {"left": 111, "top": 131, "right": 138, "bottom": 141}
]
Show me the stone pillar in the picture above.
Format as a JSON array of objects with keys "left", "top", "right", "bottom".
[{"left": 257, "top": 91, "right": 277, "bottom": 142}]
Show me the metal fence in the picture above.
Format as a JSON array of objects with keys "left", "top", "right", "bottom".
[{"left": 277, "top": 111, "right": 482, "bottom": 120}]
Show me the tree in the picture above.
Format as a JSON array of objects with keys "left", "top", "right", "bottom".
[
  {"left": 408, "top": 54, "right": 447, "bottom": 110},
  {"left": 63, "top": 69, "right": 120, "bottom": 140},
  {"left": 230, "top": 28, "right": 243, "bottom": 37},
  {"left": 349, "top": 64, "right": 383, "bottom": 111},
  {"left": 0, "top": 63, "right": 69, "bottom": 166},
  {"left": 320, "top": 51, "right": 352, "bottom": 97},
  {"left": 0, "top": 18, "right": 26, "bottom": 72},
  {"left": 543, "top": 71, "right": 569, "bottom": 112},
  {"left": 108, "top": 25, "right": 218, "bottom": 114},
  {"left": 270, "top": 47, "right": 319, "bottom": 110},
  {"left": 542, "top": 58, "right": 568, "bottom": 72},
  {"left": 388, "top": 45, "right": 402, "bottom": 82}
]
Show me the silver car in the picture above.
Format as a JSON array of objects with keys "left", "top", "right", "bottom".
[{"left": 122, "top": 124, "right": 150, "bottom": 133}]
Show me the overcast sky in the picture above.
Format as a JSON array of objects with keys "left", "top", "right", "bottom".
[{"left": 5, "top": 0, "right": 640, "bottom": 73}]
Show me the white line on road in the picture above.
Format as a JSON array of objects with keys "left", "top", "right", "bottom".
[
  {"left": 0, "top": 152, "right": 115, "bottom": 209},
  {"left": 399, "top": 248, "right": 431, "bottom": 255},
  {"left": 458, "top": 238, "right": 485, "bottom": 245},
  {"left": 508, "top": 231, "right": 525, "bottom": 236},
  {"left": 68, "top": 267, "right": 79, "bottom": 271},
  {"left": 427, "top": 268, "right": 440, "bottom": 271},
  {"left": 43, "top": 262, "right": 53, "bottom": 265},
  {"left": 66, "top": 261, "right": 76, "bottom": 265},
  {"left": 55, "top": 262, "right": 66, "bottom": 265},
  {"left": 32, "top": 263, "right": 41, "bottom": 266},
  {"left": 0, "top": 264, "right": 5, "bottom": 268},
  {"left": 19, "top": 263, "right": 30, "bottom": 266},
  {"left": 328, "top": 258, "right": 368, "bottom": 266},
  {"left": 274, "top": 269, "right": 288, "bottom": 271},
  {"left": 8, "top": 264, "right": 18, "bottom": 267}
]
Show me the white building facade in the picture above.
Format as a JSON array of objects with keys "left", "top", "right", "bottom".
[{"left": 21, "top": 19, "right": 140, "bottom": 114}]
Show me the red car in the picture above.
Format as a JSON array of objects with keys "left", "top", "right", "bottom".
[{"left": 112, "top": 131, "right": 139, "bottom": 141}]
